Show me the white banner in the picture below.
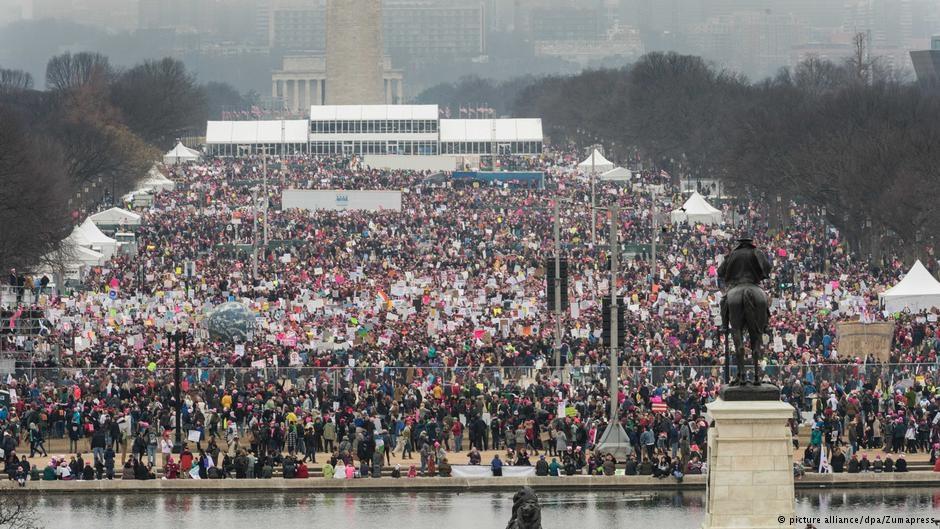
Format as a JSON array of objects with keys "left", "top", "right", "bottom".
[
  {"left": 282, "top": 189, "right": 402, "bottom": 212},
  {"left": 450, "top": 465, "right": 536, "bottom": 478}
]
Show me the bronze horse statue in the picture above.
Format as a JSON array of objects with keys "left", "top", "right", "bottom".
[{"left": 718, "top": 238, "right": 772, "bottom": 386}]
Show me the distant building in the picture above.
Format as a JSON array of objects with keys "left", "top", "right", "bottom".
[
  {"left": 383, "top": 0, "right": 486, "bottom": 64},
  {"left": 515, "top": 0, "right": 609, "bottom": 42},
  {"left": 910, "top": 36, "right": 940, "bottom": 85},
  {"left": 272, "top": 55, "right": 404, "bottom": 112},
  {"left": 264, "top": 0, "right": 326, "bottom": 50},
  {"left": 31, "top": 0, "right": 138, "bottom": 31}
]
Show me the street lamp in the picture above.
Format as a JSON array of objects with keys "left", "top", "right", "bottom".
[{"left": 166, "top": 320, "right": 189, "bottom": 453}]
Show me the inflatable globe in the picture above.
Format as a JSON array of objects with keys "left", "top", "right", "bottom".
[{"left": 205, "top": 302, "right": 255, "bottom": 343}]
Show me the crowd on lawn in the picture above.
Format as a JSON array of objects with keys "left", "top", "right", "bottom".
[{"left": 2, "top": 147, "right": 939, "bottom": 485}]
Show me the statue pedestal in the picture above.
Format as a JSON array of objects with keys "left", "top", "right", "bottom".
[{"left": 702, "top": 398, "right": 795, "bottom": 529}]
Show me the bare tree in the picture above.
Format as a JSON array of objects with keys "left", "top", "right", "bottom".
[
  {"left": 0, "top": 495, "right": 40, "bottom": 529},
  {"left": 0, "top": 68, "right": 33, "bottom": 94},
  {"left": 0, "top": 104, "right": 71, "bottom": 273},
  {"left": 45, "top": 51, "right": 111, "bottom": 92},
  {"left": 110, "top": 57, "right": 207, "bottom": 148}
]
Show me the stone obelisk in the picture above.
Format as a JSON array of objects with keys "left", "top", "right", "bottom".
[{"left": 325, "top": 0, "right": 384, "bottom": 105}]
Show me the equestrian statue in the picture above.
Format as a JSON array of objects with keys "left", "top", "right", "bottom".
[{"left": 717, "top": 237, "right": 779, "bottom": 399}]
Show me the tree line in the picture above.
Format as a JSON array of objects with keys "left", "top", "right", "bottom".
[
  {"left": 505, "top": 49, "right": 938, "bottom": 266},
  {"left": 0, "top": 52, "right": 249, "bottom": 272}
]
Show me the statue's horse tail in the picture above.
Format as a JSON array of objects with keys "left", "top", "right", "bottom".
[{"left": 742, "top": 284, "right": 768, "bottom": 336}]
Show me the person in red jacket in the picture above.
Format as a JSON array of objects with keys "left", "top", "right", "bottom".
[
  {"left": 164, "top": 456, "right": 180, "bottom": 479},
  {"left": 179, "top": 447, "right": 194, "bottom": 474},
  {"left": 296, "top": 461, "right": 309, "bottom": 479}
]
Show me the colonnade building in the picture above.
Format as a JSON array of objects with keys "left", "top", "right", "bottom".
[{"left": 272, "top": 56, "right": 405, "bottom": 112}]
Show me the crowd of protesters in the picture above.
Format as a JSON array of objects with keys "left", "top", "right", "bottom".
[{"left": 1, "top": 147, "right": 939, "bottom": 484}]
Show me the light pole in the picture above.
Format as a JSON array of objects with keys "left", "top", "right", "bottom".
[
  {"left": 821, "top": 206, "right": 829, "bottom": 273},
  {"left": 165, "top": 322, "right": 184, "bottom": 453},
  {"left": 553, "top": 199, "right": 563, "bottom": 381},
  {"left": 251, "top": 187, "right": 259, "bottom": 281},
  {"left": 595, "top": 201, "right": 630, "bottom": 461},
  {"left": 651, "top": 189, "right": 658, "bottom": 284},
  {"left": 590, "top": 147, "right": 597, "bottom": 248},
  {"left": 262, "top": 155, "right": 269, "bottom": 248}
]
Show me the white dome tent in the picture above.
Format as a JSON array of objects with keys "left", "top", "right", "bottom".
[
  {"left": 880, "top": 260, "right": 940, "bottom": 313},
  {"left": 163, "top": 141, "right": 201, "bottom": 165},
  {"left": 138, "top": 166, "right": 177, "bottom": 192},
  {"left": 670, "top": 191, "right": 723, "bottom": 225},
  {"left": 78, "top": 218, "right": 118, "bottom": 259},
  {"left": 89, "top": 207, "right": 142, "bottom": 227},
  {"left": 599, "top": 167, "right": 631, "bottom": 181},
  {"left": 578, "top": 149, "right": 615, "bottom": 173}
]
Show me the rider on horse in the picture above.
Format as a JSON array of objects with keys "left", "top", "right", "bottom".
[
  {"left": 718, "top": 237, "right": 773, "bottom": 384},
  {"left": 717, "top": 237, "right": 772, "bottom": 329}
]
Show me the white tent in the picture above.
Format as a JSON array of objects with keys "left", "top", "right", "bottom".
[
  {"left": 79, "top": 218, "right": 117, "bottom": 259},
  {"left": 880, "top": 260, "right": 940, "bottom": 313},
  {"left": 65, "top": 244, "right": 106, "bottom": 267},
  {"left": 578, "top": 149, "right": 615, "bottom": 172},
  {"left": 163, "top": 141, "right": 201, "bottom": 165},
  {"left": 66, "top": 225, "right": 93, "bottom": 247},
  {"left": 42, "top": 240, "right": 105, "bottom": 275},
  {"left": 138, "top": 166, "right": 176, "bottom": 192},
  {"left": 89, "top": 207, "right": 142, "bottom": 227},
  {"left": 670, "top": 191, "right": 723, "bottom": 225},
  {"left": 599, "top": 167, "right": 632, "bottom": 181}
]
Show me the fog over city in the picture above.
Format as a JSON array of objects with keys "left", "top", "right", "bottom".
[{"left": 1, "top": 0, "right": 937, "bottom": 99}]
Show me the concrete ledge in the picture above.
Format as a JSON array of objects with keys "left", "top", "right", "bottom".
[
  {"left": 0, "top": 475, "right": 702, "bottom": 494},
  {"left": 1, "top": 472, "right": 937, "bottom": 495}
]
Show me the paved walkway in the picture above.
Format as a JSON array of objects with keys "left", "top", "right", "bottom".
[
  {"left": 16, "top": 435, "right": 936, "bottom": 469},
  {"left": 2, "top": 472, "right": 940, "bottom": 494}
]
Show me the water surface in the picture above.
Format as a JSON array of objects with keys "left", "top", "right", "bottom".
[{"left": 30, "top": 489, "right": 940, "bottom": 529}]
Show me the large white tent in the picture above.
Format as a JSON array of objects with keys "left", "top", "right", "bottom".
[
  {"left": 599, "top": 167, "right": 632, "bottom": 181},
  {"left": 41, "top": 240, "right": 106, "bottom": 276},
  {"left": 89, "top": 207, "right": 142, "bottom": 227},
  {"left": 138, "top": 166, "right": 176, "bottom": 192},
  {"left": 67, "top": 225, "right": 93, "bottom": 247},
  {"left": 163, "top": 141, "right": 201, "bottom": 165},
  {"left": 670, "top": 191, "right": 723, "bottom": 225},
  {"left": 880, "top": 260, "right": 940, "bottom": 313},
  {"left": 578, "top": 149, "right": 615, "bottom": 172},
  {"left": 79, "top": 218, "right": 117, "bottom": 258}
]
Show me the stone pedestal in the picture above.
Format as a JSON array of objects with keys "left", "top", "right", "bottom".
[{"left": 702, "top": 399, "right": 795, "bottom": 529}]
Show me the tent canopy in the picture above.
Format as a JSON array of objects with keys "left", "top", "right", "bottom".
[
  {"left": 44, "top": 240, "right": 106, "bottom": 271},
  {"left": 578, "top": 149, "right": 615, "bottom": 172},
  {"left": 75, "top": 219, "right": 116, "bottom": 259},
  {"left": 66, "top": 225, "right": 93, "bottom": 247},
  {"left": 89, "top": 207, "right": 142, "bottom": 227},
  {"left": 880, "top": 260, "right": 940, "bottom": 313},
  {"left": 79, "top": 218, "right": 117, "bottom": 245},
  {"left": 599, "top": 166, "right": 631, "bottom": 181},
  {"left": 138, "top": 165, "right": 176, "bottom": 192},
  {"left": 163, "top": 141, "right": 201, "bottom": 164},
  {"left": 670, "top": 191, "right": 722, "bottom": 225}
]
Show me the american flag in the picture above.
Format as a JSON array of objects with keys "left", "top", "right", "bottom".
[
  {"left": 660, "top": 169, "right": 670, "bottom": 178},
  {"left": 651, "top": 396, "right": 668, "bottom": 413}
]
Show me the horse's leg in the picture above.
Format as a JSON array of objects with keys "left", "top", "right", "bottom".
[
  {"left": 751, "top": 332, "right": 763, "bottom": 383},
  {"left": 731, "top": 328, "right": 745, "bottom": 385}
]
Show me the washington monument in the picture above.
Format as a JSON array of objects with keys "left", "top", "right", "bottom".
[{"left": 325, "top": 0, "right": 385, "bottom": 105}]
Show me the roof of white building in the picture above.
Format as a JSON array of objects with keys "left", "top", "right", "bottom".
[
  {"left": 308, "top": 105, "right": 439, "bottom": 121},
  {"left": 206, "top": 120, "right": 310, "bottom": 144},
  {"left": 439, "top": 119, "right": 543, "bottom": 143}
]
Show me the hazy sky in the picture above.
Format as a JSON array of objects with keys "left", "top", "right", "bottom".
[{"left": 0, "top": 0, "right": 936, "bottom": 94}]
